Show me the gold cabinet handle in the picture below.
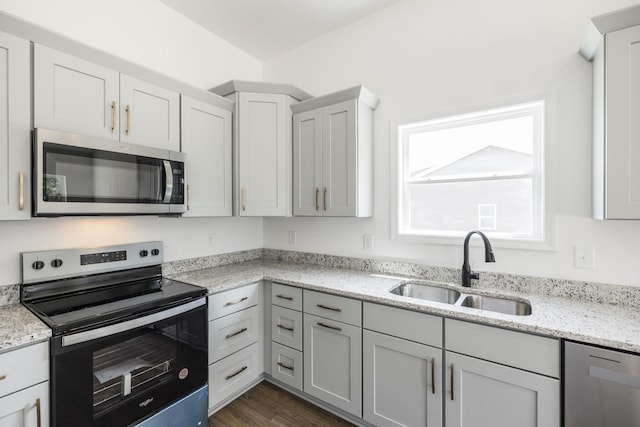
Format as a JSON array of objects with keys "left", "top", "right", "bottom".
[
  {"left": 125, "top": 104, "right": 131, "bottom": 135},
  {"left": 225, "top": 366, "right": 247, "bottom": 380},
  {"left": 431, "top": 358, "right": 436, "bottom": 394},
  {"left": 276, "top": 294, "right": 293, "bottom": 301},
  {"left": 317, "top": 321, "right": 342, "bottom": 331},
  {"left": 224, "top": 296, "right": 248, "bottom": 307},
  {"left": 111, "top": 101, "right": 117, "bottom": 133},
  {"left": 225, "top": 327, "right": 248, "bottom": 339},
  {"left": 277, "top": 324, "right": 294, "bottom": 332},
  {"left": 316, "top": 303, "right": 341, "bottom": 312},
  {"left": 18, "top": 172, "right": 24, "bottom": 211},
  {"left": 277, "top": 361, "right": 294, "bottom": 371},
  {"left": 450, "top": 364, "right": 454, "bottom": 401},
  {"left": 241, "top": 188, "right": 246, "bottom": 211},
  {"left": 323, "top": 187, "right": 327, "bottom": 210},
  {"left": 36, "top": 398, "right": 42, "bottom": 427},
  {"left": 0, "top": 374, "right": 6, "bottom": 381},
  {"left": 315, "top": 187, "right": 320, "bottom": 211}
]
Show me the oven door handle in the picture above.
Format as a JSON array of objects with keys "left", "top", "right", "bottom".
[{"left": 61, "top": 298, "right": 205, "bottom": 347}]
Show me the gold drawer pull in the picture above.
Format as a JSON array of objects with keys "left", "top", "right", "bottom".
[
  {"left": 36, "top": 398, "right": 42, "bottom": 427},
  {"left": 18, "top": 172, "right": 24, "bottom": 211},
  {"left": 323, "top": 187, "right": 327, "bottom": 210},
  {"left": 277, "top": 362, "right": 294, "bottom": 371},
  {"left": 225, "top": 328, "right": 248, "bottom": 339},
  {"left": 125, "top": 104, "right": 131, "bottom": 135},
  {"left": 317, "top": 303, "right": 341, "bottom": 312},
  {"left": 225, "top": 366, "right": 247, "bottom": 380},
  {"left": 276, "top": 294, "right": 293, "bottom": 301},
  {"left": 224, "top": 297, "right": 248, "bottom": 307},
  {"left": 0, "top": 374, "right": 6, "bottom": 381},
  {"left": 277, "top": 324, "right": 294, "bottom": 332},
  {"left": 315, "top": 187, "right": 320, "bottom": 211},
  {"left": 111, "top": 101, "right": 117, "bottom": 133},
  {"left": 317, "top": 322, "right": 342, "bottom": 331}
]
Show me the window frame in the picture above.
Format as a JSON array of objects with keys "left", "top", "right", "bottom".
[{"left": 391, "top": 97, "right": 556, "bottom": 251}]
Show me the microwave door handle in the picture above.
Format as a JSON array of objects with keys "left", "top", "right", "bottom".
[{"left": 162, "top": 160, "right": 173, "bottom": 203}]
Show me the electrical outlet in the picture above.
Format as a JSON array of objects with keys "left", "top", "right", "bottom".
[
  {"left": 288, "top": 230, "right": 297, "bottom": 245},
  {"left": 207, "top": 233, "right": 216, "bottom": 248},
  {"left": 363, "top": 234, "right": 374, "bottom": 251},
  {"left": 574, "top": 246, "right": 595, "bottom": 269}
]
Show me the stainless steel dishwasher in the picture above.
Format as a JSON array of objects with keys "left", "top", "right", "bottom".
[{"left": 565, "top": 341, "right": 640, "bottom": 426}]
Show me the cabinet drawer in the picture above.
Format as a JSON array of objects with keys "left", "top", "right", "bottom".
[
  {"left": 209, "top": 305, "right": 260, "bottom": 363},
  {"left": 271, "top": 342, "right": 303, "bottom": 391},
  {"left": 363, "top": 302, "right": 442, "bottom": 348},
  {"left": 271, "top": 283, "right": 302, "bottom": 311},
  {"left": 445, "top": 319, "right": 560, "bottom": 378},
  {"left": 272, "top": 306, "right": 303, "bottom": 351},
  {"left": 303, "top": 290, "right": 361, "bottom": 326},
  {"left": 0, "top": 342, "right": 49, "bottom": 399},
  {"left": 208, "top": 283, "right": 259, "bottom": 320},
  {"left": 209, "top": 342, "right": 260, "bottom": 408}
]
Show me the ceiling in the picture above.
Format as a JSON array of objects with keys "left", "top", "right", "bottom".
[{"left": 159, "top": 0, "right": 403, "bottom": 60}]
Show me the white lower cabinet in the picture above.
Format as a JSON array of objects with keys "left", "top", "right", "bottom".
[
  {"left": 0, "top": 381, "right": 49, "bottom": 427},
  {"left": 445, "top": 352, "right": 559, "bottom": 427},
  {"left": 271, "top": 342, "right": 303, "bottom": 390},
  {"left": 208, "top": 283, "right": 262, "bottom": 411},
  {"left": 303, "top": 313, "right": 362, "bottom": 417},
  {"left": 209, "top": 342, "right": 261, "bottom": 408},
  {"left": 444, "top": 319, "right": 560, "bottom": 427},
  {"left": 363, "top": 331, "right": 442, "bottom": 427},
  {"left": 0, "top": 341, "right": 49, "bottom": 427}
]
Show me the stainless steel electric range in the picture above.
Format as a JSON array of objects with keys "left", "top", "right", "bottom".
[{"left": 21, "top": 242, "right": 208, "bottom": 427}]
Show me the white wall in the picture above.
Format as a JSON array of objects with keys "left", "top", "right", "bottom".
[
  {"left": 0, "top": 0, "right": 264, "bottom": 286},
  {"left": 263, "top": 0, "right": 640, "bottom": 287}
]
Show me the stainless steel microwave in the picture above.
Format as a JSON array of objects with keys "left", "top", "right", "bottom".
[{"left": 33, "top": 128, "right": 186, "bottom": 216}]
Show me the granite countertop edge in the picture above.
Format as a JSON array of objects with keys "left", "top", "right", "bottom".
[
  {"left": 168, "top": 259, "right": 640, "bottom": 354},
  {"left": 2, "top": 258, "right": 639, "bottom": 354}
]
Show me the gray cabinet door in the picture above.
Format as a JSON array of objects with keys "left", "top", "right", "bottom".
[
  {"left": 303, "top": 313, "right": 362, "bottom": 417},
  {"left": 445, "top": 351, "right": 559, "bottom": 427},
  {"left": 34, "top": 44, "right": 119, "bottom": 141},
  {"left": 363, "top": 330, "right": 442, "bottom": 427},
  {"left": 0, "top": 31, "right": 30, "bottom": 220},
  {"left": 181, "top": 95, "right": 232, "bottom": 217},
  {"left": 293, "top": 108, "right": 322, "bottom": 216}
]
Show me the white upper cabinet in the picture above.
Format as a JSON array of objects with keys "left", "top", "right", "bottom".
[
  {"left": 34, "top": 44, "right": 120, "bottom": 141},
  {"left": 181, "top": 95, "right": 233, "bottom": 217},
  {"left": 581, "top": 6, "right": 640, "bottom": 219},
  {"left": 119, "top": 74, "right": 180, "bottom": 151},
  {"left": 34, "top": 44, "right": 180, "bottom": 151},
  {"left": 293, "top": 86, "right": 378, "bottom": 217},
  {"left": 0, "top": 30, "right": 31, "bottom": 220},
  {"left": 210, "top": 80, "right": 312, "bottom": 217}
]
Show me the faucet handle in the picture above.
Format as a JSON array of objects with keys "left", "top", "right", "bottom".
[{"left": 469, "top": 272, "right": 479, "bottom": 280}]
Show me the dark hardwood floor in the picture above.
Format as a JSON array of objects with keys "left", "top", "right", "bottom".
[{"left": 208, "top": 382, "right": 355, "bottom": 426}]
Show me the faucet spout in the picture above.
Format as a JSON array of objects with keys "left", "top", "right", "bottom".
[{"left": 462, "top": 230, "right": 495, "bottom": 287}]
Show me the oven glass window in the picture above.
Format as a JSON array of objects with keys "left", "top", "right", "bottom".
[
  {"left": 92, "top": 324, "right": 176, "bottom": 412},
  {"left": 43, "top": 142, "right": 164, "bottom": 204}
]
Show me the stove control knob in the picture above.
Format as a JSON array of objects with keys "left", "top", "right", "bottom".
[
  {"left": 32, "top": 260, "right": 45, "bottom": 270},
  {"left": 51, "top": 259, "right": 63, "bottom": 268},
  {"left": 151, "top": 249, "right": 160, "bottom": 256},
  {"left": 139, "top": 250, "right": 149, "bottom": 257}
]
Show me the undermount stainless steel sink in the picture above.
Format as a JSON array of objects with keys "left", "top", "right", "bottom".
[
  {"left": 389, "top": 281, "right": 532, "bottom": 316},
  {"left": 459, "top": 295, "right": 532, "bottom": 316},
  {"left": 390, "top": 282, "right": 461, "bottom": 304}
]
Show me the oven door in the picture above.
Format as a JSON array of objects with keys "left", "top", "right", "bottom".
[
  {"left": 50, "top": 299, "right": 207, "bottom": 427},
  {"left": 33, "top": 128, "right": 186, "bottom": 216}
]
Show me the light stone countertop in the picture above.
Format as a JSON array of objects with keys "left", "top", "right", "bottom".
[
  {"left": 0, "top": 303, "right": 51, "bottom": 354},
  {"left": 168, "top": 259, "right": 640, "bottom": 354},
  {"left": 2, "top": 257, "right": 640, "bottom": 355}
]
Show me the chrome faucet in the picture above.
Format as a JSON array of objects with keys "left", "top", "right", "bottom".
[{"left": 462, "top": 230, "right": 495, "bottom": 287}]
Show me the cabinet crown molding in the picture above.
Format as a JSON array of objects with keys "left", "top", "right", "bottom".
[
  {"left": 209, "top": 79, "right": 312, "bottom": 101},
  {"left": 291, "top": 85, "right": 379, "bottom": 114},
  {"left": 580, "top": 4, "right": 640, "bottom": 61}
]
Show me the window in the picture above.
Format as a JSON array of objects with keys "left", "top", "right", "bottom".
[{"left": 396, "top": 101, "right": 545, "bottom": 243}]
